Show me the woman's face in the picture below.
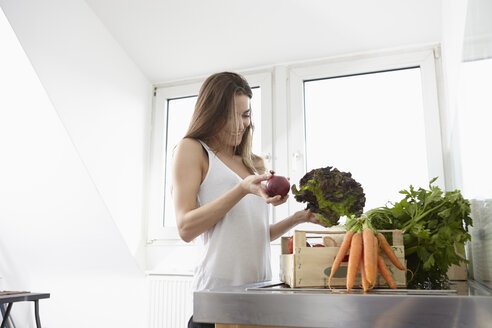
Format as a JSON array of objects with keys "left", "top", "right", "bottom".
[{"left": 221, "top": 94, "right": 251, "bottom": 148}]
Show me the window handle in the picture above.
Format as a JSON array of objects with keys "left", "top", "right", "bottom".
[{"left": 292, "top": 152, "right": 301, "bottom": 172}]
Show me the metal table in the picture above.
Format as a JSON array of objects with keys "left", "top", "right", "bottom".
[
  {"left": 0, "top": 292, "right": 50, "bottom": 328},
  {"left": 194, "top": 280, "right": 492, "bottom": 328}
]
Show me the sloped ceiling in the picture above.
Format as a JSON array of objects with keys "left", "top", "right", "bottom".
[{"left": 84, "top": 0, "right": 442, "bottom": 83}]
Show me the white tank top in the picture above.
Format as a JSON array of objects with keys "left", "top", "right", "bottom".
[{"left": 192, "top": 140, "right": 271, "bottom": 291}]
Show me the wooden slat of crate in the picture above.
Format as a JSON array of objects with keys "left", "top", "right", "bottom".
[
  {"left": 295, "top": 247, "right": 339, "bottom": 287},
  {"left": 447, "top": 245, "right": 468, "bottom": 280},
  {"left": 447, "top": 262, "right": 468, "bottom": 280}
]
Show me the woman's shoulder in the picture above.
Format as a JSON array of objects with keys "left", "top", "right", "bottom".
[
  {"left": 177, "top": 137, "right": 202, "bottom": 149},
  {"left": 176, "top": 137, "right": 209, "bottom": 154},
  {"left": 175, "top": 138, "right": 207, "bottom": 162}
]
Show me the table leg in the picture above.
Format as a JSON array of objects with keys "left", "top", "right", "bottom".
[
  {"left": 1, "top": 303, "right": 13, "bottom": 328},
  {"left": 34, "top": 300, "right": 41, "bottom": 328}
]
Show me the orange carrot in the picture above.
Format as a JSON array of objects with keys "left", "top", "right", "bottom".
[
  {"left": 363, "top": 228, "right": 376, "bottom": 286},
  {"left": 360, "top": 254, "right": 370, "bottom": 292},
  {"left": 372, "top": 235, "right": 379, "bottom": 288},
  {"left": 328, "top": 230, "right": 354, "bottom": 288},
  {"left": 377, "top": 253, "right": 397, "bottom": 289},
  {"left": 378, "top": 232, "right": 405, "bottom": 271},
  {"left": 346, "top": 232, "right": 362, "bottom": 292}
]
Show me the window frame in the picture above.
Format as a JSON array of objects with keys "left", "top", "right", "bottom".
[
  {"left": 147, "top": 71, "right": 272, "bottom": 243},
  {"left": 285, "top": 47, "right": 446, "bottom": 215}
]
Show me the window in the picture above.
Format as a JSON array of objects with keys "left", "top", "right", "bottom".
[
  {"left": 303, "top": 68, "right": 429, "bottom": 211},
  {"left": 163, "top": 96, "right": 198, "bottom": 229},
  {"left": 148, "top": 49, "right": 446, "bottom": 241},
  {"left": 163, "top": 88, "right": 262, "bottom": 229},
  {"left": 459, "top": 58, "right": 492, "bottom": 199},
  {"left": 287, "top": 49, "right": 444, "bottom": 227},
  {"left": 148, "top": 72, "right": 272, "bottom": 242}
]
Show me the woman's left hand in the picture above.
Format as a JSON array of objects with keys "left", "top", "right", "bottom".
[
  {"left": 296, "top": 209, "right": 329, "bottom": 227},
  {"left": 263, "top": 193, "right": 289, "bottom": 206},
  {"left": 256, "top": 177, "right": 289, "bottom": 206},
  {"left": 244, "top": 172, "right": 289, "bottom": 206}
]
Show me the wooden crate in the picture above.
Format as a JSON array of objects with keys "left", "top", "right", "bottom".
[
  {"left": 447, "top": 245, "right": 468, "bottom": 281},
  {"left": 447, "top": 262, "right": 468, "bottom": 280},
  {"left": 280, "top": 229, "right": 407, "bottom": 288}
]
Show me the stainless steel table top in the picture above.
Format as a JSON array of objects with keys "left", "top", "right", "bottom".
[{"left": 194, "top": 280, "right": 492, "bottom": 328}]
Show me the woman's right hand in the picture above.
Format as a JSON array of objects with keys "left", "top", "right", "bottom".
[{"left": 240, "top": 173, "right": 289, "bottom": 206}]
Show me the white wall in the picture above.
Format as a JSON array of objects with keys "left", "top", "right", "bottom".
[
  {"left": 0, "top": 0, "right": 152, "bottom": 259},
  {"left": 0, "top": 0, "right": 152, "bottom": 326}
]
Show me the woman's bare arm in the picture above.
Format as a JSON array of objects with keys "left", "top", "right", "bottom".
[
  {"left": 269, "top": 210, "right": 327, "bottom": 241},
  {"left": 172, "top": 138, "right": 276, "bottom": 242}
]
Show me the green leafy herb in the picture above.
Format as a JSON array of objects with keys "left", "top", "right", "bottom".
[{"left": 366, "top": 177, "right": 472, "bottom": 289}]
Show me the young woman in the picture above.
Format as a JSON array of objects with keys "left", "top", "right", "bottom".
[{"left": 172, "top": 72, "right": 325, "bottom": 328}]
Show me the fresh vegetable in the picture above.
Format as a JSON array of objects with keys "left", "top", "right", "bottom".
[
  {"left": 328, "top": 215, "right": 405, "bottom": 292},
  {"left": 288, "top": 235, "right": 311, "bottom": 254},
  {"left": 377, "top": 232, "right": 405, "bottom": 271},
  {"left": 360, "top": 255, "right": 370, "bottom": 292},
  {"left": 372, "top": 236, "right": 379, "bottom": 287},
  {"left": 377, "top": 253, "right": 397, "bottom": 289},
  {"left": 291, "top": 166, "right": 366, "bottom": 226},
  {"left": 346, "top": 232, "right": 362, "bottom": 292},
  {"left": 323, "top": 236, "right": 337, "bottom": 247},
  {"left": 362, "top": 227, "right": 376, "bottom": 286},
  {"left": 328, "top": 230, "right": 354, "bottom": 288},
  {"left": 367, "top": 177, "right": 472, "bottom": 289},
  {"left": 266, "top": 170, "right": 290, "bottom": 197}
]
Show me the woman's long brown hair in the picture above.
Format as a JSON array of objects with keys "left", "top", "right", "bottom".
[{"left": 184, "top": 72, "right": 265, "bottom": 174}]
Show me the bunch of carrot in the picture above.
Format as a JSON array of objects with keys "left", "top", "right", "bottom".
[{"left": 328, "top": 215, "right": 406, "bottom": 292}]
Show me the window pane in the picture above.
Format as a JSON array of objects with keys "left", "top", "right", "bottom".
[
  {"left": 163, "top": 88, "right": 262, "bottom": 227},
  {"left": 251, "top": 87, "right": 262, "bottom": 155},
  {"left": 303, "top": 68, "right": 430, "bottom": 214},
  {"left": 460, "top": 58, "right": 492, "bottom": 199},
  {"left": 164, "top": 96, "right": 197, "bottom": 228}
]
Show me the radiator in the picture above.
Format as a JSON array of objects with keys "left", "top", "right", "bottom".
[{"left": 148, "top": 274, "right": 193, "bottom": 328}]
